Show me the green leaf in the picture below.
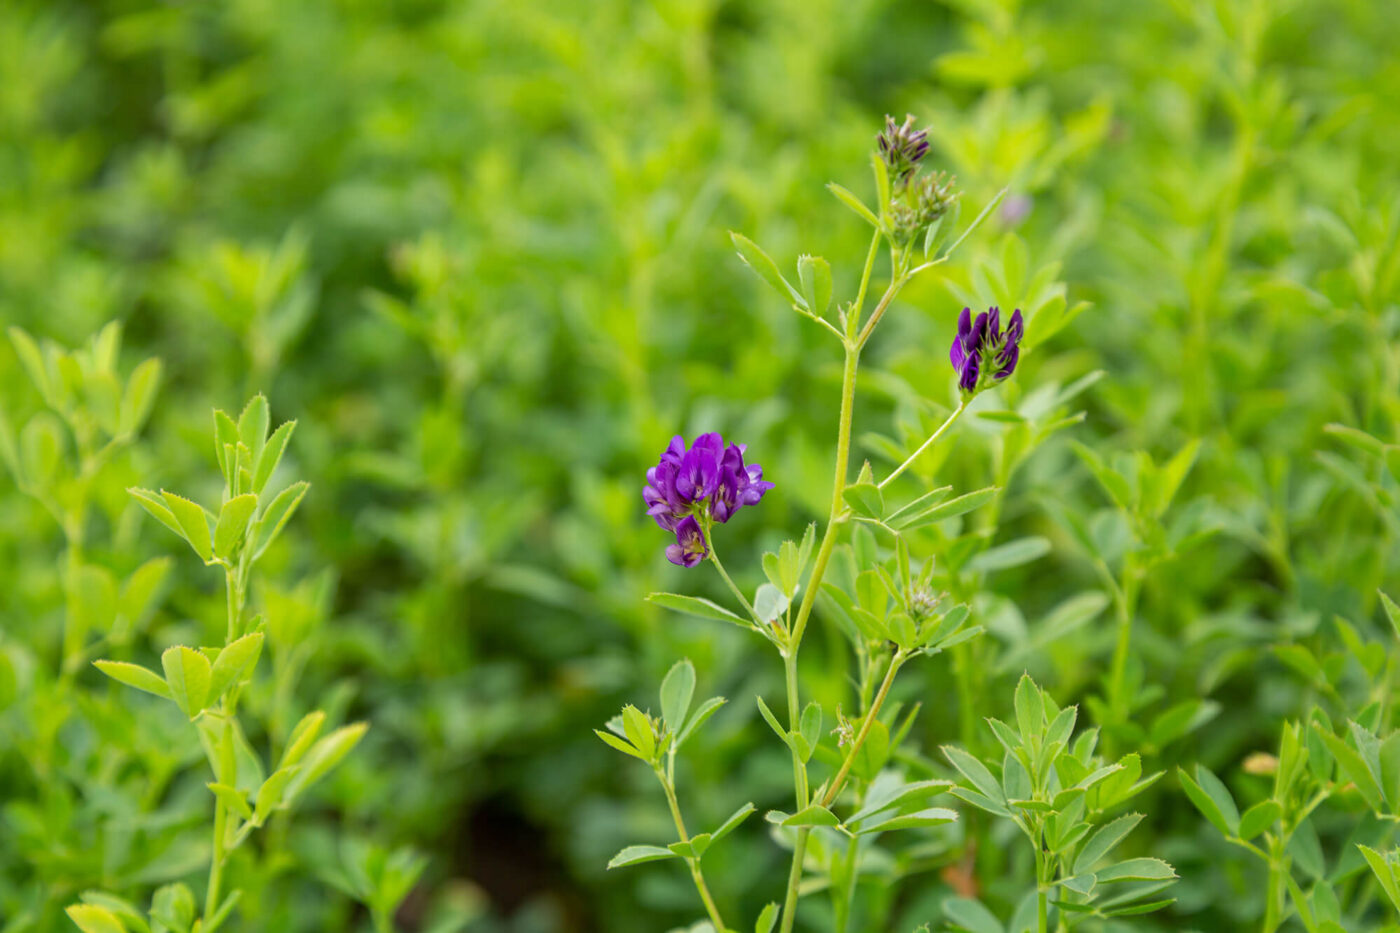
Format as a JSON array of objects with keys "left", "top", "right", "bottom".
[
  {"left": 1014, "top": 674, "right": 1041, "bottom": 740},
  {"left": 849, "top": 780, "right": 954, "bottom": 825},
  {"left": 941, "top": 896, "right": 1003, "bottom": 933},
  {"left": 949, "top": 786, "right": 1011, "bottom": 817},
  {"left": 1323, "top": 423, "right": 1387, "bottom": 456},
  {"left": 730, "top": 233, "right": 804, "bottom": 307},
  {"left": 1100, "top": 898, "right": 1176, "bottom": 918},
  {"left": 118, "top": 358, "right": 162, "bottom": 436},
  {"left": 94, "top": 660, "right": 171, "bottom": 700},
  {"left": 710, "top": 802, "right": 755, "bottom": 843},
  {"left": 755, "top": 695, "right": 788, "bottom": 744},
  {"left": 161, "top": 646, "right": 211, "bottom": 719},
  {"left": 896, "top": 487, "right": 998, "bottom": 529},
  {"left": 76, "top": 894, "right": 148, "bottom": 933},
  {"left": 659, "top": 658, "right": 695, "bottom": 732},
  {"left": 782, "top": 804, "right": 840, "bottom": 827},
  {"left": 857, "top": 807, "right": 958, "bottom": 834},
  {"left": 1381, "top": 591, "right": 1400, "bottom": 643},
  {"left": 65, "top": 904, "right": 127, "bottom": 933},
  {"left": 622, "top": 705, "right": 656, "bottom": 760},
  {"left": 238, "top": 395, "right": 270, "bottom": 464},
  {"left": 607, "top": 845, "right": 677, "bottom": 869},
  {"left": 213, "top": 410, "right": 239, "bottom": 483},
  {"left": 842, "top": 481, "right": 884, "bottom": 519},
  {"left": 9, "top": 327, "right": 52, "bottom": 402},
  {"left": 755, "top": 903, "right": 780, "bottom": 933},
  {"left": 943, "top": 745, "right": 1005, "bottom": 803},
  {"left": 943, "top": 187, "right": 1008, "bottom": 258},
  {"left": 254, "top": 766, "right": 299, "bottom": 823},
  {"left": 1178, "top": 766, "right": 1236, "bottom": 837},
  {"left": 128, "top": 488, "right": 185, "bottom": 539},
  {"left": 1237, "top": 799, "right": 1282, "bottom": 840},
  {"left": 797, "top": 255, "right": 833, "bottom": 318},
  {"left": 68, "top": 565, "right": 117, "bottom": 654},
  {"left": 677, "top": 697, "right": 726, "bottom": 747},
  {"left": 1074, "top": 813, "right": 1143, "bottom": 874},
  {"left": 595, "top": 729, "right": 646, "bottom": 760},
  {"left": 207, "top": 632, "right": 263, "bottom": 702},
  {"left": 150, "top": 879, "right": 197, "bottom": 930},
  {"left": 283, "top": 722, "right": 368, "bottom": 802},
  {"left": 160, "top": 492, "right": 213, "bottom": 562},
  {"left": 119, "top": 557, "right": 173, "bottom": 629},
  {"left": 1318, "top": 726, "right": 1385, "bottom": 810},
  {"left": 1072, "top": 442, "right": 1133, "bottom": 510},
  {"left": 1094, "top": 858, "right": 1177, "bottom": 883},
  {"left": 753, "top": 583, "right": 789, "bottom": 624},
  {"left": 1359, "top": 845, "right": 1400, "bottom": 912},
  {"left": 207, "top": 782, "right": 253, "bottom": 821},
  {"left": 253, "top": 420, "right": 296, "bottom": 494},
  {"left": 214, "top": 494, "right": 259, "bottom": 559},
  {"left": 280, "top": 711, "right": 326, "bottom": 769},
  {"left": 647, "top": 592, "right": 748, "bottom": 627},
  {"left": 969, "top": 536, "right": 1051, "bottom": 573},
  {"left": 827, "top": 182, "right": 881, "bottom": 228},
  {"left": 253, "top": 481, "right": 308, "bottom": 559},
  {"left": 1151, "top": 438, "right": 1201, "bottom": 516}
]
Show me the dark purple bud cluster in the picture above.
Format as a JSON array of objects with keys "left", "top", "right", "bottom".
[
  {"left": 643, "top": 433, "right": 774, "bottom": 567},
  {"left": 877, "top": 114, "right": 930, "bottom": 187},
  {"left": 878, "top": 116, "right": 959, "bottom": 246},
  {"left": 949, "top": 306, "right": 1024, "bottom": 394}
]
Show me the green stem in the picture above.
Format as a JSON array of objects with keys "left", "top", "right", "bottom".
[
  {"left": 708, "top": 545, "right": 759, "bottom": 625},
  {"left": 779, "top": 342, "right": 861, "bottom": 933},
  {"left": 1035, "top": 835, "right": 1049, "bottom": 933},
  {"left": 1261, "top": 840, "right": 1282, "bottom": 933},
  {"left": 206, "top": 801, "right": 228, "bottom": 921},
  {"left": 1106, "top": 557, "right": 1139, "bottom": 728},
  {"left": 785, "top": 649, "right": 809, "bottom": 807},
  {"left": 206, "top": 566, "right": 246, "bottom": 923},
  {"left": 878, "top": 400, "right": 968, "bottom": 490},
  {"left": 820, "top": 652, "right": 903, "bottom": 809},
  {"left": 848, "top": 231, "right": 882, "bottom": 338},
  {"left": 657, "top": 769, "right": 727, "bottom": 933}
]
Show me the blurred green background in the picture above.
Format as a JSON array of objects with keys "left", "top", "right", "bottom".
[{"left": 2, "top": 0, "right": 1399, "bottom": 930}]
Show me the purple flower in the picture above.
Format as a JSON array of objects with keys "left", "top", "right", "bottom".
[
  {"left": 666, "top": 516, "right": 709, "bottom": 567},
  {"left": 949, "top": 306, "right": 1024, "bottom": 394},
  {"left": 643, "top": 432, "right": 775, "bottom": 566}
]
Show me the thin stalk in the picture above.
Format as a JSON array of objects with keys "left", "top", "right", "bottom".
[
  {"left": 1035, "top": 832, "right": 1049, "bottom": 933},
  {"left": 779, "top": 340, "right": 862, "bottom": 933},
  {"left": 658, "top": 769, "right": 726, "bottom": 933},
  {"left": 708, "top": 545, "right": 759, "bottom": 625},
  {"left": 848, "top": 231, "right": 882, "bottom": 338},
  {"left": 205, "top": 802, "right": 228, "bottom": 921},
  {"left": 205, "top": 566, "right": 246, "bottom": 923},
  {"left": 1106, "top": 558, "right": 1140, "bottom": 722},
  {"left": 785, "top": 649, "right": 809, "bottom": 807},
  {"left": 820, "top": 652, "right": 904, "bottom": 809},
  {"left": 878, "top": 400, "right": 968, "bottom": 490},
  {"left": 855, "top": 272, "right": 903, "bottom": 349},
  {"left": 1260, "top": 838, "right": 1283, "bottom": 933}
]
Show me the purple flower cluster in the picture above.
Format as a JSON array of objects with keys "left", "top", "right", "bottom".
[
  {"left": 643, "top": 433, "right": 774, "bottom": 567},
  {"left": 950, "top": 306, "right": 1024, "bottom": 393}
]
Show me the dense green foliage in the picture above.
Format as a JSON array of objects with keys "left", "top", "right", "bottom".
[{"left": 2, "top": 0, "right": 1400, "bottom": 931}]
